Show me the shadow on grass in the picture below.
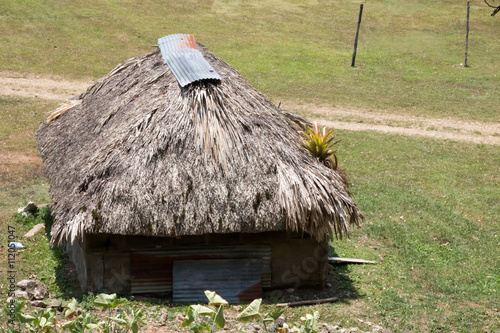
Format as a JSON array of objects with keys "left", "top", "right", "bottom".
[
  {"left": 262, "top": 244, "right": 361, "bottom": 306},
  {"left": 15, "top": 206, "right": 83, "bottom": 301}
]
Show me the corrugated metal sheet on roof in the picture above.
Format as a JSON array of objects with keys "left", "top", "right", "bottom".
[{"left": 158, "top": 34, "right": 221, "bottom": 87}]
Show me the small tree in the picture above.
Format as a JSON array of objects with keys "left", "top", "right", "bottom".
[{"left": 485, "top": 0, "right": 500, "bottom": 16}]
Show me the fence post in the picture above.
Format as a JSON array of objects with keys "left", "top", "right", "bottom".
[
  {"left": 464, "top": 1, "right": 470, "bottom": 67},
  {"left": 351, "top": 3, "right": 364, "bottom": 67}
]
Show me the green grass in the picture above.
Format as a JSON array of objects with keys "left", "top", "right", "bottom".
[
  {"left": 1, "top": 1, "right": 499, "bottom": 331},
  {"left": 1, "top": 96, "right": 498, "bottom": 331},
  {"left": 331, "top": 130, "right": 500, "bottom": 332},
  {"left": 1, "top": 0, "right": 499, "bottom": 121}
]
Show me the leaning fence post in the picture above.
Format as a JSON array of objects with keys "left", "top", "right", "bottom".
[
  {"left": 464, "top": 1, "right": 470, "bottom": 67},
  {"left": 351, "top": 3, "right": 364, "bottom": 67}
]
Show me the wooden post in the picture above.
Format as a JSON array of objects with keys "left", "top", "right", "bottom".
[
  {"left": 464, "top": 1, "right": 470, "bottom": 67},
  {"left": 351, "top": 3, "right": 364, "bottom": 67}
]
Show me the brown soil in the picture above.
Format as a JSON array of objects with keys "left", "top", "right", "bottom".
[
  {"left": 0, "top": 71, "right": 92, "bottom": 101},
  {"left": 1, "top": 72, "right": 498, "bottom": 146}
]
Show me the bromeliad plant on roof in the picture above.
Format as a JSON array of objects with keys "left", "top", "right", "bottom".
[{"left": 301, "top": 122, "right": 340, "bottom": 170}]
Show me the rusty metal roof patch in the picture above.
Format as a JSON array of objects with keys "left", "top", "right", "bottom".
[{"left": 158, "top": 34, "right": 221, "bottom": 87}]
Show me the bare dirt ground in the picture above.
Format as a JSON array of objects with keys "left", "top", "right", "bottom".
[
  {"left": 0, "top": 71, "right": 91, "bottom": 101},
  {"left": 1, "top": 71, "right": 499, "bottom": 146}
]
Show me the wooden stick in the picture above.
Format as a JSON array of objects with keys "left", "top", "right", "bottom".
[
  {"left": 328, "top": 257, "right": 376, "bottom": 264},
  {"left": 351, "top": 3, "right": 364, "bottom": 67},
  {"left": 277, "top": 297, "right": 338, "bottom": 307},
  {"left": 464, "top": 2, "right": 470, "bottom": 67}
]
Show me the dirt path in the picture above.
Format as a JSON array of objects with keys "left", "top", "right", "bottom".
[
  {"left": 0, "top": 71, "right": 92, "bottom": 101},
  {"left": 1, "top": 72, "right": 499, "bottom": 145}
]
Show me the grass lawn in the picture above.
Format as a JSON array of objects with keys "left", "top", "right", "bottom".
[
  {"left": 1, "top": 0, "right": 499, "bottom": 121},
  {"left": 0, "top": 97, "right": 498, "bottom": 332},
  {"left": 0, "top": 0, "right": 499, "bottom": 332}
]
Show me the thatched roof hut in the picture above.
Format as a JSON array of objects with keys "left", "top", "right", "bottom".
[{"left": 36, "top": 36, "right": 362, "bottom": 300}]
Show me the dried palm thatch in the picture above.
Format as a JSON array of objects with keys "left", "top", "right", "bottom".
[{"left": 36, "top": 44, "right": 362, "bottom": 247}]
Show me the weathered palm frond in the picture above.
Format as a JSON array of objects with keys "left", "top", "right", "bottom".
[
  {"left": 36, "top": 45, "right": 362, "bottom": 247},
  {"left": 47, "top": 99, "right": 82, "bottom": 122}
]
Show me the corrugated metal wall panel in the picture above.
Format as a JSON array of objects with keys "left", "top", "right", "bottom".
[
  {"left": 130, "top": 245, "right": 271, "bottom": 295},
  {"left": 158, "top": 34, "right": 221, "bottom": 87},
  {"left": 173, "top": 259, "right": 262, "bottom": 303}
]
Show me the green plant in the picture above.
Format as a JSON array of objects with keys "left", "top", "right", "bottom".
[
  {"left": 1, "top": 300, "right": 36, "bottom": 333},
  {"left": 301, "top": 122, "right": 340, "bottom": 170},
  {"left": 236, "top": 298, "right": 288, "bottom": 333},
  {"left": 108, "top": 306, "right": 146, "bottom": 333},
  {"left": 60, "top": 311, "right": 102, "bottom": 333},
  {"left": 275, "top": 311, "right": 319, "bottom": 333},
  {"left": 26, "top": 308, "right": 57, "bottom": 333},
  {"left": 60, "top": 298, "right": 102, "bottom": 332},
  {"left": 182, "top": 291, "right": 229, "bottom": 333}
]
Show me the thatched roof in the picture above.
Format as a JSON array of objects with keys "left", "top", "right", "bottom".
[{"left": 36, "top": 43, "right": 362, "bottom": 247}]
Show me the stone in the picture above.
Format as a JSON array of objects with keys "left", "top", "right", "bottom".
[
  {"left": 31, "top": 300, "right": 47, "bottom": 308},
  {"left": 274, "top": 314, "right": 286, "bottom": 327},
  {"left": 286, "top": 288, "right": 294, "bottom": 294},
  {"left": 322, "top": 323, "right": 340, "bottom": 332},
  {"left": 17, "top": 280, "right": 36, "bottom": 290},
  {"left": 246, "top": 323, "right": 261, "bottom": 332},
  {"left": 18, "top": 202, "right": 38, "bottom": 216},
  {"left": 49, "top": 299, "right": 61, "bottom": 309},
  {"left": 30, "top": 284, "right": 50, "bottom": 300},
  {"left": 14, "top": 290, "right": 29, "bottom": 299},
  {"left": 17, "top": 280, "right": 49, "bottom": 300}
]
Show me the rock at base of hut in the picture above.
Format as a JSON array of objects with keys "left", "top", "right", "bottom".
[
  {"left": 31, "top": 300, "right": 47, "bottom": 308},
  {"left": 18, "top": 202, "right": 38, "bottom": 216},
  {"left": 49, "top": 299, "right": 61, "bottom": 310},
  {"left": 17, "top": 279, "right": 50, "bottom": 300},
  {"left": 14, "top": 290, "right": 29, "bottom": 300},
  {"left": 17, "top": 280, "right": 37, "bottom": 290}
]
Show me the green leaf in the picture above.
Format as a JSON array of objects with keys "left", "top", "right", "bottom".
[
  {"left": 236, "top": 299, "right": 262, "bottom": 322},
  {"left": 86, "top": 323, "right": 99, "bottom": 330},
  {"left": 194, "top": 304, "right": 216, "bottom": 316},
  {"left": 109, "top": 316, "right": 128, "bottom": 326},
  {"left": 214, "top": 305, "right": 226, "bottom": 328},
  {"left": 93, "top": 293, "right": 117, "bottom": 310},
  {"left": 182, "top": 304, "right": 216, "bottom": 327},
  {"left": 204, "top": 290, "right": 229, "bottom": 307},
  {"left": 263, "top": 306, "right": 287, "bottom": 323},
  {"left": 93, "top": 293, "right": 127, "bottom": 310},
  {"left": 64, "top": 298, "right": 78, "bottom": 319},
  {"left": 132, "top": 322, "right": 139, "bottom": 333},
  {"left": 60, "top": 320, "right": 76, "bottom": 329},
  {"left": 18, "top": 312, "right": 36, "bottom": 323}
]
